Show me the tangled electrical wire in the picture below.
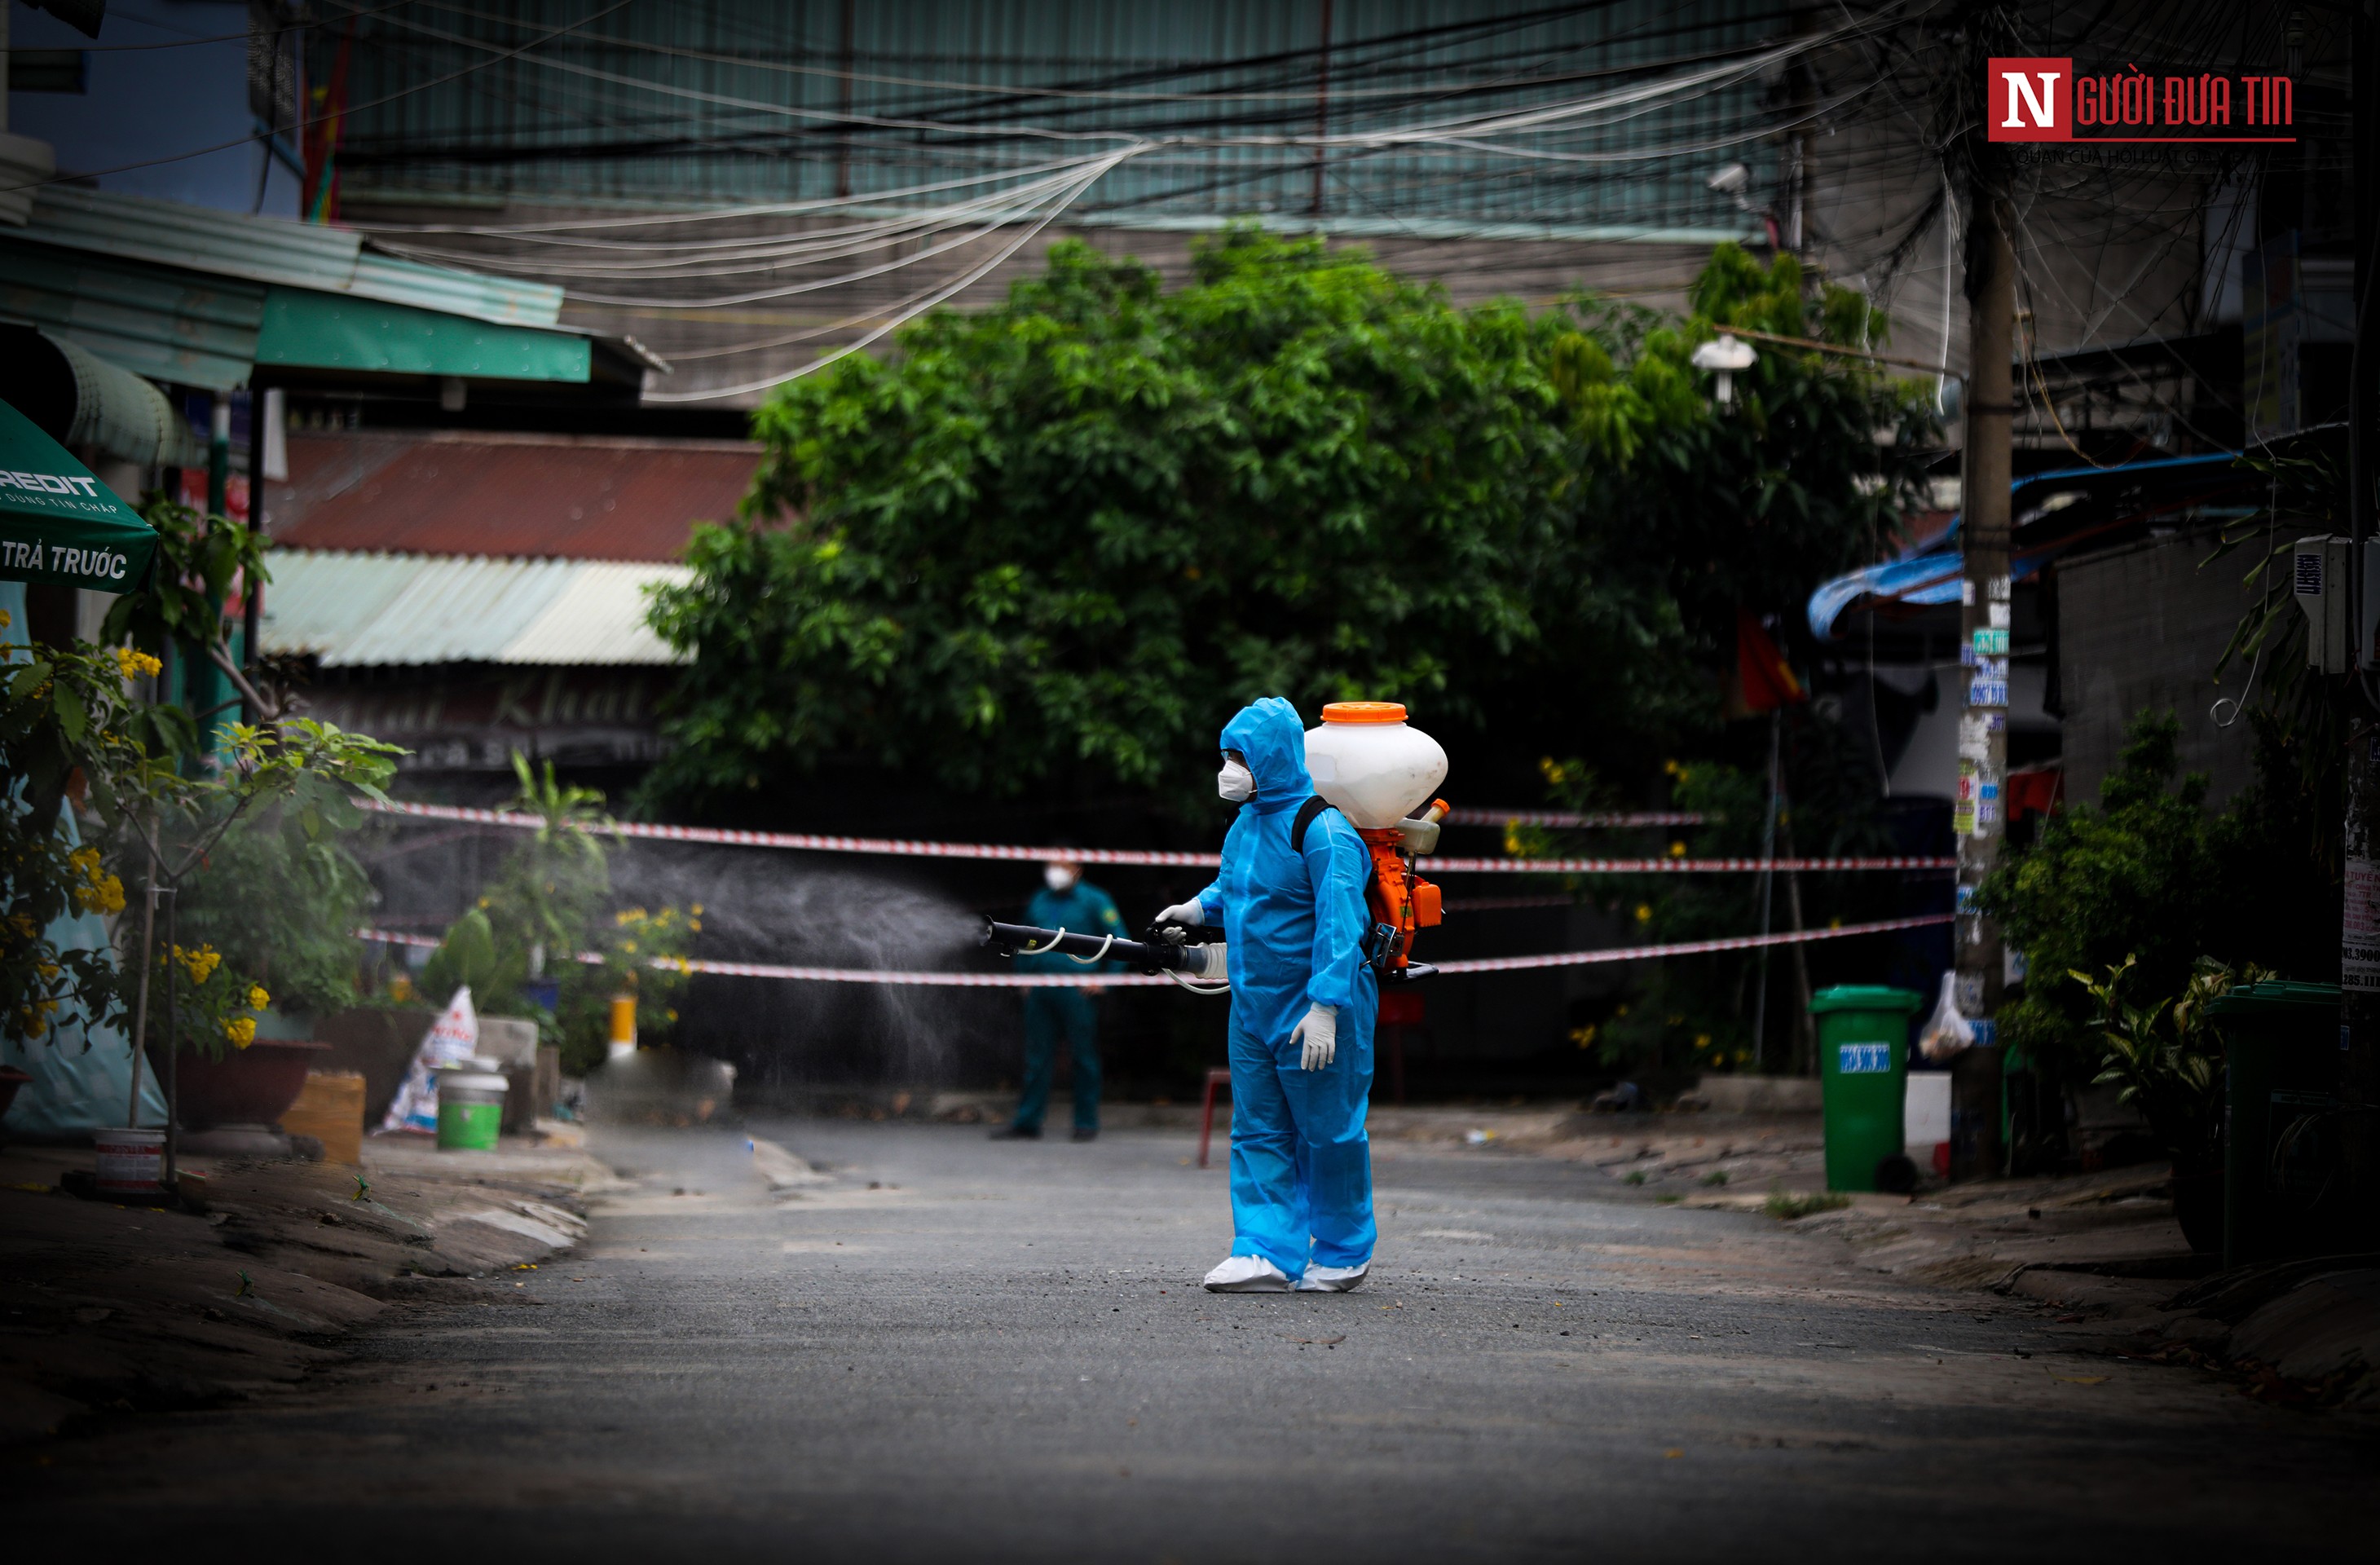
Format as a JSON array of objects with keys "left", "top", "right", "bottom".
[{"left": 300, "top": 1, "right": 1922, "bottom": 399}]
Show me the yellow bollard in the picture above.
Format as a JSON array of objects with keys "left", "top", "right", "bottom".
[{"left": 608, "top": 994, "right": 637, "bottom": 1061}]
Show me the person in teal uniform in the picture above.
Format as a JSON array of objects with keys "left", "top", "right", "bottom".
[{"left": 993, "top": 856, "right": 1123, "bottom": 1142}]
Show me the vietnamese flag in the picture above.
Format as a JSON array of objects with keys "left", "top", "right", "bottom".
[{"left": 1735, "top": 609, "right": 1806, "bottom": 714}]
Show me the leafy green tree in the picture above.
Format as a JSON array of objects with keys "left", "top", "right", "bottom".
[
  {"left": 1555, "top": 247, "right": 1929, "bottom": 666},
  {"left": 646, "top": 231, "right": 1930, "bottom": 817}
]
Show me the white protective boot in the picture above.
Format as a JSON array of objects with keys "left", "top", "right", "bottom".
[
  {"left": 1294, "top": 1262, "right": 1369, "bottom": 1293},
  {"left": 1202, "top": 1254, "right": 1291, "bottom": 1292}
]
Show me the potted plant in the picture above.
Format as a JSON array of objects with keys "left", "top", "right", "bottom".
[
  {"left": 140, "top": 937, "right": 320, "bottom": 1130},
  {"left": 2070, "top": 954, "right": 2251, "bottom": 1252},
  {"left": 420, "top": 755, "right": 695, "bottom": 1081},
  {"left": 161, "top": 807, "right": 373, "bottom": 1129}
]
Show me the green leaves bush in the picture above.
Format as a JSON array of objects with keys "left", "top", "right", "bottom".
[
  {"left": 1977, "top": 709, "right": 2338, "bottom": 1087},
  {"left": 646, "top": 231, "right": 1931, "bottom": 816}
]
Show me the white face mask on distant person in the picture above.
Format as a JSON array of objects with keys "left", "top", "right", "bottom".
[
  {"left": 1218, "top": 758, "right": 1254, "bottom": 803},
  {"left": 1044, "top": 864, "right": 1079, "bottom": 892}
]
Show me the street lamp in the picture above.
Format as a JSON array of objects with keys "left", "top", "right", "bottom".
[{"left": 1690, "top": 334, "right": 1757, "bottom": 408}]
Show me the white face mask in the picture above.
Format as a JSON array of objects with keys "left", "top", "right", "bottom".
[
  {"left": 1043, "top": 864, "right": 1079, "bottom": 892},
  {"left": 1218, "top": 758, "right": 1255, "bottom": 802}
]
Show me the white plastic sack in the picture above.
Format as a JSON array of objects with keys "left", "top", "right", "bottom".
[
  {"left": 377, "top": 986, "right": 479, "bottom": 1135},
  {"left": 1916, "top": 970, "right": 1974, "bottom": 1064}
]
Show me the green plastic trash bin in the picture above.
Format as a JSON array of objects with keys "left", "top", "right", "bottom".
[
  {"left": 2205, "top": 980, "right": 2343, "bottom": 1270},
  {"left": 1812, "top": 985, "right": 1924, "bottom": 1192},
  {"left": 436, "top": 1063, "right": 508, "bottom": 1152}
]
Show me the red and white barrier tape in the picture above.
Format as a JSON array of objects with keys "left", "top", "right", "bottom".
[
  {"left": 357, "top": 799, "right": 1219, "bottom": 867},
  {"left": 1425, "top": 854, "right": 1953, "bottom": 874},
  {"left": 359, "top": 913, "right": 1950, "bottom": 990},
  {"left": 1426, "top": 914, "right": 1953, "bottom": 973},
  {"left": 1442, "top": 808, "right": 1707, "bottom": 828},
  {"left": 355, "top": 800, "right": 1950, "bottom": 875}
]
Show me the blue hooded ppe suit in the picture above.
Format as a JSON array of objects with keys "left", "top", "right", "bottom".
[{"left": 1192, "top": 698, "right": 1378, "bottom": 1279}]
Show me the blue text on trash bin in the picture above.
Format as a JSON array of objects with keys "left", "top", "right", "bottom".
[{"left": 1837, "top": 1043, "right": 1893, "bottom": 1073}]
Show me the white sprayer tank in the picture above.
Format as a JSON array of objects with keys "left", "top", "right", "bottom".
[{"left": 1303, "top": 703, "right": 1448, "bottom": 829}]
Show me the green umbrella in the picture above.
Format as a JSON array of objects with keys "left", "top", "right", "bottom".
[{"left": 0, "top": 396, "right": 159, "bottom": 592}]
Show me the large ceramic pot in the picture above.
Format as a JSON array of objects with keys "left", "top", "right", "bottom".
[{"left": 157, "top": 1038, "right": 332, "bottom": 1131}]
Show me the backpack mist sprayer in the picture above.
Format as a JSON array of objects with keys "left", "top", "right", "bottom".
[
  {"left": 1303, "top": 702, "right": 1449, "bottom": 984},
  {"left": 982, "top": 701, "right": 1453, "bottom": 990}
]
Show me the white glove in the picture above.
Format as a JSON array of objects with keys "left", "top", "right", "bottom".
[
  {"left": 1156, "top": 900, "right": 1204, "bottom": 927},
  {"left": 1291, "top": 1003, "right": 1338, "bottom": 1071}
]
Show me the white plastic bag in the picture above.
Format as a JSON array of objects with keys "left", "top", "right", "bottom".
[
  {"left": 378, "top": 986, "right": 479, "bottom": 1135},
  {"left": 1916, "top": 970, "right": 1975, "bottom": 1064}
]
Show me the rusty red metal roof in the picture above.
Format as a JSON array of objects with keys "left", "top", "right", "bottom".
[{"left": 269, "top": 431, "right": 765, "bottom": 562}]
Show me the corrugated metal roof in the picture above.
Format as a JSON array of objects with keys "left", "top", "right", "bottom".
[
  {"left": 19, "top": 186, "right": 565, "bottom": 328},
  {"left": 506, "top": 564, "right": 689, "bottom": 665},
  {"left": 347, "top": 252, "right": 566, "bottom": 328},
  {"left": 28, "top": 186, "right": 363, "bottom": 293},
  {"left": 271, "top": 433, "right": 762, "bottom": 562},
  {"left": 0, "top": 239, "right": 267, "bottom": 390},
  {"left": 261, "top": 549, "right": 692, "bottom": 667}
]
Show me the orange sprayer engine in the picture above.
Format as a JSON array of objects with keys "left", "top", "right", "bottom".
[{"left": 1357, "top": 797, "right": 1449, "bottom": 979}]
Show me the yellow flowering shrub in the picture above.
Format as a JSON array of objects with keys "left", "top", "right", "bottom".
[
  {"left": 112, "top": 646, "right": 163, "bottom": 681},
  {"left": 67, "top": 846, "right": 126, "bottom": 916}
]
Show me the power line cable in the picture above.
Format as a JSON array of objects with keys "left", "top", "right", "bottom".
[{"left": 639, "top": 148, "right": 1136, "bottom": 403}]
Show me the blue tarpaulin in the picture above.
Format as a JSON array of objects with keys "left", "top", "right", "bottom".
[{"left": 1807, "top": 451, "right": 2251, "bottom": 641}]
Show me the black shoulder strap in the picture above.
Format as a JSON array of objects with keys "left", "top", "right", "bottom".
[{"left": 1290, "top": 794, "right": 1333, "bottom": 854}]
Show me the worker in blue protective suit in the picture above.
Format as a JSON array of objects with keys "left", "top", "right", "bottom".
[
  {"left": 1154, "top": 697, "right": 1378, "bottom": 1293},
  {"left": 994, "top": 856, "right": 1124, "bottom": 1143}
]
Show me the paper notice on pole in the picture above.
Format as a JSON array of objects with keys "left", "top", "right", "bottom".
[
  {"left": 1958, "top": 714, "right": 1994, "bottom": 760},
  {"left": 378, "top": 985, "right": 480, "bottom": 1134},
  {"left": 2344, "top": 859, "right": 2380, "bottom": 991}
]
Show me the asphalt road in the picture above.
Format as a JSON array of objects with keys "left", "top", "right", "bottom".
[{"left": 19, "top": 1118, "right": 2379, "bottom": 1560}]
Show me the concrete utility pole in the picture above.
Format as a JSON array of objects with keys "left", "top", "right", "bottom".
[{"left": 1951, "top": 116, "right": 2016, "bottom": 1179}]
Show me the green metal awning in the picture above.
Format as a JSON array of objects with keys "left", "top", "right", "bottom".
[
  {"left": 0, "top": 397, "right": 158, "bottom": 591},
  {"left": 254, "top": 287, "right": 593, "bottom": 382},
  {"left": 0, "top": 187, "right": 638, "bottom": 397}
]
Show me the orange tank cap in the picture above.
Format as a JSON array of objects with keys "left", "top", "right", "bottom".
[{"left": 1320, "top": 701, "right": 1407, "bottom": 724}]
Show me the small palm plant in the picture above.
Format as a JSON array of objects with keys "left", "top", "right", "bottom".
[{"left": 2070, "top": 954, "right": 2258, "bottom": 1179}]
